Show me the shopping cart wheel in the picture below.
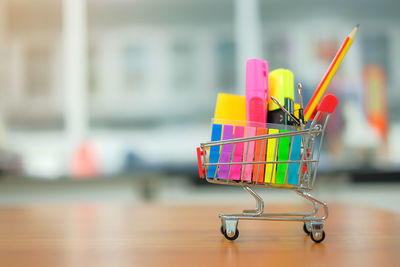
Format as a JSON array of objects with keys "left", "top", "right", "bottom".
[
  {"left": 223, "top": 228, "right": 239, "bottom": 241},
  {"left": 310, "top": 231, "right": 325, "bottom": 243},
  {"left": 221, "top": 219, "right": 239, "bottom": 241},
  {"left": 220, "top": 225, "right": 225, "bottom": 235},
  {"left": 303, "top": 223, "right": 311, "bottom": 235}
]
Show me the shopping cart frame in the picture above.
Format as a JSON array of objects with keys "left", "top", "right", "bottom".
[{"left": 196, "top": 110, "right": 333, "bottom": 243}]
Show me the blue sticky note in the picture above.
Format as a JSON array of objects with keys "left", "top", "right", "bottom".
[
  {"left": 207, "top": 124, "right": 222, "bottom": 178},
  {"left": 288, "top": 135, "right": 301, "bottom": 185}
]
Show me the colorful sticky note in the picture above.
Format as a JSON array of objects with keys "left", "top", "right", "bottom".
[
  {"left": 288, "top": 135, "right": 301, "bottom": 185},
  {"left": 276, "top": 130, "right": 290, "bottom": 184},
  {"left": 229, "top": 126, "right": 245, "bottom": 180},
  {"left": 218, "top": 125, "right": 234, "bottom": 179},
  {"left": 265, "top": 128, "right": 279, "bottom": 183},
  {"left": 207, "top": 124, "right": 222, "bottom": 178},
  {"left": 253, "top": 128, "right": 268, "bottom": 183},
  {"left": 242, "top": 126, "right": 256, "bottom": 181},
  {"left": 214, "top": 93, "right": 247, "bottom": 125}
]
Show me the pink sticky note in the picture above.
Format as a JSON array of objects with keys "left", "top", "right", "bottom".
[
  {"left": 229, "top": 126, "right": 245, "bottom": 180},
  {"left": 242, "top": 126, "right": 256, "bottom": 181}
]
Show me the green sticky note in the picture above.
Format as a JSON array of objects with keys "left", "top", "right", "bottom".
[{"left": 276, "top": 130, "right": 290, "bottom": 184}]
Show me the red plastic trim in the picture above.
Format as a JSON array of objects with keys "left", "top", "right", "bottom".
[
  {"left": 196, "top": 147, "right": 205, "bottom": 178},
  {"left": 310, "top": 94, "right": 339, "bottom": 121},
  {"left": 302, "top": 150, "right": 310, "bottom": 173}
]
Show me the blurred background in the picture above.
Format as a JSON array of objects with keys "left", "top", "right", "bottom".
[{"left": 0, "top": 0, "right": 399, "bottom": 210}]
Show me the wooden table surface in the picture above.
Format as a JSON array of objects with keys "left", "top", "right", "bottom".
[{"left": 0, "top": 203, "right": 399, "bottom": 267}]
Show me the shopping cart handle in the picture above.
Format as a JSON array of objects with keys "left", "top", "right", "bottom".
[
  {"left": 196, "top": 147, "right": 205, "bottom": 178},
  {"left": 311, "top": 94, "right": 338, "bottom": 121}
]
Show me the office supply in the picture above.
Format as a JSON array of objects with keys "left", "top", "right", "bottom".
[
  {"left": 304, "top": 25, "right": 359, "bottom": 121},
  {"left": 246, "top": 59, "right": 268, "bottom": 125},
  {"left": 297, "top": 83, "right": 305, "bottom": 125},
  {"left": 197, "top": 97, "right": 338, "bottom": 243},
  {"left": 206, "top": 124, "right": 222, "bottom": 178},
  {"left": 253, "top": 127, "right": 268, "bottom": 183},
  {"left": 230, "top": 126, "right": 245, "bottom": 180},
  {"left": 218, "top": 125, "right": 234, "bottom": 179},
  {"left": 265, "top": 128, "right": 279, "bottom": 183},
  {"left": 214, "top": 93, "right": 247, "bottom": 125},
  {"left": 268, "top": 69, "right": 295, "bottom": 125},
  {"left": 287, "top": 135, "right": 302, "bottom": 185},
  {"left": 294, "top": 103, "right": 300, "bottom": 122},
  {"left": 276, "top": 130, "right": 290, "bottom": 184},
  {"left": 270, "top": 96, "right": 300, "bottom": 125},
  {"left": 242, "top": 126, "right": 256, "bottom": 181},
  {"left": 268, "top": 109, "right": 284, "bottom": 124}
]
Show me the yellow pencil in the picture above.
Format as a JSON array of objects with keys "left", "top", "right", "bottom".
[{"left": 304, "top": 25, "right": 359, "bottom": 121}]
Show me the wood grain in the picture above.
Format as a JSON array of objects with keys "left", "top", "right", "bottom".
[{"left": 0, "top": 203, "right": 399, "bottom": 267}]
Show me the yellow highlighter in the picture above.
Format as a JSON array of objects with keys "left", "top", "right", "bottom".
[
  {"left": 265, "top": 128, "right": 279, "bottom": 184},
  {"left": 268, "top": 69, "right": 295, "bottom": 125}
]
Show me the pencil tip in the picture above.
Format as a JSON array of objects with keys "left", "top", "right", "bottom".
[{"left": 349, "top": 25, "right": 359, "bottom": 38}]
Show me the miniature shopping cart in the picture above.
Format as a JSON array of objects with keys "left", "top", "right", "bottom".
[{"left": 196, "top": 95, "right": 337, "bottom": 243}]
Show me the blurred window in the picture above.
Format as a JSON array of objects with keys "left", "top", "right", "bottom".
[
  {"left": 362, "top": 34, "right": 388, "bottom": 69},
  {"left": 170, "top": 41, "right": 196, "bottom": 92},
  {"left": 25, "top": 45, "right": 51, "bottom": 97},
  {"left": 216, "top": 40, "right": 235, "bottom": 92},
  {"left": 264, "top": 36, "right": 289, "bottom": 69},
  {"left": 121, "top": 44, "right": 149, "bottom": 92},
  {"left": 89, "top": 47, "right": 98, "bottom": 95}
]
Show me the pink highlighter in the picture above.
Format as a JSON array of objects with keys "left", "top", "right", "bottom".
[
  {"left": 246, "top": 58, "right": 269, "bottom": 124},
  {"left": 243, "top": 59, "right": 268, "bottom": 182}
]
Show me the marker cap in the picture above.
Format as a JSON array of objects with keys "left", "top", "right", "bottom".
[
  {"left": 245, "top": 58, "right": 269, "bottom": 123},
  {"left": 268, "top": 69, "right": 295, "bottom": 111}
]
